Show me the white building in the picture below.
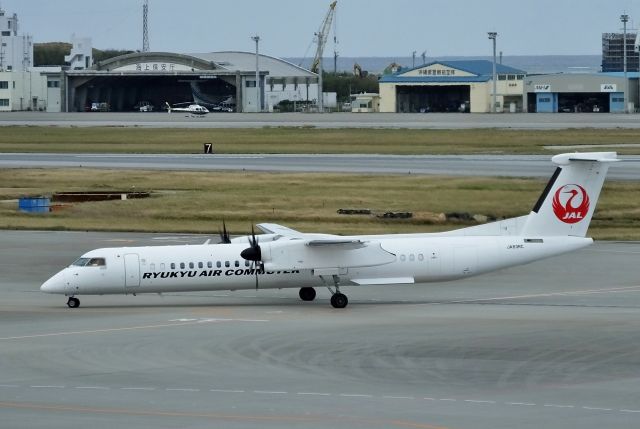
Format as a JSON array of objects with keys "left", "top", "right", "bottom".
[
  {"left": 0, "top": 6, "right": 33, "bottom": 72},
  {"left": 0, "top": 71, "right": 47, "bottom": 111},
  {"left": 65, "top": 35, "right": 92, "bottom": 70}
]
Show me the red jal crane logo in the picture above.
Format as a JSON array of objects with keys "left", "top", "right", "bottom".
[{"left": 552, "top": 184, "right": 590, "bottom": 224}]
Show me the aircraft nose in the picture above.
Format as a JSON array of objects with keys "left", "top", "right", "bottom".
[{"left": 41, "top": 271, "right": 66, "bottom": 294}]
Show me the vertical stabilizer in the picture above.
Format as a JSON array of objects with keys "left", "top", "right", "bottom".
[{"left": 521, "top": 152, "right": 618, "bottom": 237}]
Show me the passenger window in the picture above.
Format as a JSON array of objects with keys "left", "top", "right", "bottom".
[
  {"left": 198, "top": 262, "right": 203, "bottom": 269},
  {"left": 235, "top": 260, "right": 240, "bottom": 267},
  {"left": 160, "top": 263, "right": 165, "bottom": 270},
  {"left": 171, "top": 263, "right": 175, "bottom": 270},
  {"left": 88, "top": 258, "right": 106, "bottom": 267},
  {"left": 245, "top": 260, "right": 251, "bottom": 267},
  {"left": 418, "top": 254, "right": 424, "bottom": 261},
  {"left": 207, "top": 261, "right": 212, "bottom": 268},
  {"left": 225, "top": 261, "right": 230, "bottom": 268},
  {"left": 150, "top": 263, "right": 156, "bottom": 272},
  {"left": 409, "top": 254, "right": 415, "bottom": 262},
  {"left": 180, "top": 263, "right": 185, "bottom": 269},
  {"left": 217, "top": 261, "right": 222, "bottom": 268},
  {"left": 400, "top": 255, "right": 406, "bottom": 262},
  {"left": 189, "top": 262, "right": 194, "bottom": 269}
]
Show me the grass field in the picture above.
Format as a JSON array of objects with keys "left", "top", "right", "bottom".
[
  {"left": 1, "top": 126, "right": 640, "bottom": 155},
  {"left": 2, "top": 169, "right": 639, "bottom": 240}
]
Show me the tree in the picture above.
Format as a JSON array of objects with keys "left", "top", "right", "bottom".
[
  {"left": 321, "top": 72, "right": 379, "bottom": 102},
  {"left": 33, "top": 42, "right": 134, "bottom": 67}
]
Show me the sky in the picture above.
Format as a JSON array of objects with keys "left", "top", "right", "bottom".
[{"left": 1, "top": 0, "right": 640, "bottom": 57}]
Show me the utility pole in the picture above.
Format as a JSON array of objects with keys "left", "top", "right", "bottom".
[
  {"left": 412, "top": 50, "right": 416, "bottom": 68},
  {"left": 621, "top": 13, "right": 629, "bottom": 113},
  {"left": 488, "top": 32, "right": 498, "bottom": 113},
  {"left": 251, "top": 35, "right": 261, "bottom": 112}
]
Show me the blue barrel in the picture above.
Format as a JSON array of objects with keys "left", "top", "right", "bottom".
[{"left": 18, "top": 197, "right": 50, "bottom": 213}]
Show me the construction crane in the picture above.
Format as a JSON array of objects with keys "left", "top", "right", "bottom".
[{"left": 311, "top": 1, "right": 337, "bottom": 112}]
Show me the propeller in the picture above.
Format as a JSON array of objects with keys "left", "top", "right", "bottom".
[
  {"left": 240, "top": 225, "right": 263, "bottom": 290},
  {"left": 218, "top": 219, "right": 231, "bottom": 244}
]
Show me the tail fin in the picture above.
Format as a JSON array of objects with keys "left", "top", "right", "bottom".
[{"left": 521, "top": 152, "right": 618, "bottom": 237}]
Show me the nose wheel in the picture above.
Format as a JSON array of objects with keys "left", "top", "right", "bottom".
[{"left": 67, "top": 297, "right": 80, "bottom": 308}]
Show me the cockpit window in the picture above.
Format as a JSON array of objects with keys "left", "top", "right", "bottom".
[
  {"left": 88, "top": 258, "right": 106, "bottom": 267},
  {"left": 71, "top": 257, "right": 106, "bottom": 267}
]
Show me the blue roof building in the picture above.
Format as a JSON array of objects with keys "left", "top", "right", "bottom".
[{"left": 379, "top": 60, "right": 526, "bottom": 113}]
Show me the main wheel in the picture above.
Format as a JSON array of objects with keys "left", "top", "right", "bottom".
[
  {"left": 299, "top": 287, "right": 316, "bottom": 301},
  {"left": 67, "top": 297, "right": 80, "bottom": 308},
  {"left": 330, "top": 293, "right": 348, "bottom": 309}
]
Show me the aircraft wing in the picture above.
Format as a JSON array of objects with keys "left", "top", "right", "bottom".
[
  {"left": 256, "top": 223, "right": 304, "bottom": 237},
  {"left": 262, "top": 239, "right": 395, "bottom": 271}
]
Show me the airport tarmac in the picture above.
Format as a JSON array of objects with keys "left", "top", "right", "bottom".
[
  {"left": 2, "top": 111, "right": 640, "bottom": 129},
  {"left": 2, "top": 153, "right": 640, "bottom": 180},
  {"left": 1, "top": 230, "right": 639, "bottom": 429}
]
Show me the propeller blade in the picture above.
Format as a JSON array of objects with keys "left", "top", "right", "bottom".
[
  {"left": 240, "top": 224, "right": 261, "bottom": 261},
  {"left": 219, "top": 219, "right": 231, "bottom": 244}
]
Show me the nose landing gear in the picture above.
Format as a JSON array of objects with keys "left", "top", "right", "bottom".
[{"left": 66, "top": 297, "right": 80, "bottom": 308}]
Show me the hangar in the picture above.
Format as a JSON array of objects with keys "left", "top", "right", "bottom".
[
  {"left": 379, "top": 60, "right": 526, "bottom": 113},
  {"left": 62, "top": 51, "right": 318, "bottom": 113},
  {"left": 524, "top": 73, "right": 639, "bottom": 113}
]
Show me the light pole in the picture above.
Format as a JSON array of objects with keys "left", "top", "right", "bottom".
[
  {"left": 251, "top": 35, "right": 261, "bottom": 112},
  {"left": 488, "top": 32, "right": 498, "bottom": 113},
  {"left": 621, "top": 14, "right": 629, "bottom": 113}
]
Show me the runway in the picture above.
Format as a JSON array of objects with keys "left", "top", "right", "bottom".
[
  {"left": 3, "top": 111, "right": 640, "bottom": 129},
  {"left": 2, "top": 230, "right": 640, "bottom": 429},
  {"left": 2, "top": 153, "right": 640, "bottom": 180}
]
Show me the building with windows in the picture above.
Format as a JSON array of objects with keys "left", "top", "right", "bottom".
[
  {"left": 0, "top": 6, "right": 33, "bottom": 72},
  {"left": 0, "top": 71, "right": 47, "bottom": 111},
  {"left": 379, "top": 60, "right": 526, "bottom": 113},
  {"left": 602, "top": 32, "right": 639, "bottom": 72}
]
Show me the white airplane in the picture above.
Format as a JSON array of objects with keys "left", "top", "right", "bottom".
[
  {"left": 41, "top": 152, "right": 621, "bottom": 309},
  {"left": 165, "top": 102, "right": 209, "bottom": 116}
]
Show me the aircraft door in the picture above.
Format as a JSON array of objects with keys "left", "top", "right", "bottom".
[
  {"left": 124, "top": 254, "right": 141, "bottom": 288},
  {"left": 454, "top": 247, "right": 477, "bottom": 276}
]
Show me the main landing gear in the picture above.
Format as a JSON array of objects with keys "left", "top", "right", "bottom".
[
  {"left": 300, "top": 274, "right": 349, "bottom": 308},
  {"left": 299, "top": 287, "right": 316, "bottom": 301},
  {"left": 66, "top": 297, "right": 80, "bottom": 308},
  {"left": 319, "top": 274, "right": 349, "bottom": 309}
]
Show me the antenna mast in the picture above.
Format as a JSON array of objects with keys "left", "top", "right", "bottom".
[{"left": 142, "top": 0, "right": 150, "bottom": 52}]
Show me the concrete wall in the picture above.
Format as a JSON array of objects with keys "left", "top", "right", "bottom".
[{"left": 264, "top": 80, "right": 319, "bottom": 111}]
